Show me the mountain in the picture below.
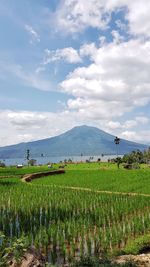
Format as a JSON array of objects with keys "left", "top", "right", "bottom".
[{"left": 0, "top": 125, "right": 148, "bottom": 159}]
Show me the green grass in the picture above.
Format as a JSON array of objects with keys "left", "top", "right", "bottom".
[
  {"left": 32, "top": 168, "right": 150, "bottom": 195},
  {"left": 63, "top": 162, "right": 148, "bottom": 170},
  {"left": 0, "top": 163, "right": 150, "bottom": 265},
  {"left": 0, "top": 165, "right": 56, "bottom": 177},
  {"left": 64, "top": 162, "right": 118, "bottom": 170},
  {"left": 122, "top": 233, "right": 150, "bottom": 255}
]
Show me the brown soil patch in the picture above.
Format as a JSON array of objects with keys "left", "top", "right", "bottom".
[
  {"left": 22, "top": 169, "right": 65, "bottom": 182},
  {"left": 113, "top": 253, "right": 150, "bottom": 267},
  {"left": 10, "top": 248, "right": 45, "bottom": 267}
]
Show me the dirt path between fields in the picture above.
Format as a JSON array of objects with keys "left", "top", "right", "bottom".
[
  {"left": 22, "top": 173, "right": 150, "bottom": 198},
  {"left": 48, "top": 184, "right": 150, "bottom": 197},
  {"left": 21, "top": 169, "right": 65, "bottom": 182},
  {"left": 21, "top": 170, "right": 150, "bottom": 198}
]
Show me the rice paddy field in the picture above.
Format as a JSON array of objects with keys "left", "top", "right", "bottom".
[{"left": 0, "top": 163, "right": 150, "bottom": 266}]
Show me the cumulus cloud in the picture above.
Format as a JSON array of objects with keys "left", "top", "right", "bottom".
[
  {"left": 102, "top": 116, "right": 150, "bottom": 143},
  {"left": 125, "top": 0, "right": 150, "bottom": 37},
  {"left": 55, "top": 0, "right": 111, "bottom": 33},
  {"left": 79, "top": 43, "right": 97, "bottom": 60},
  {"left": 25, "top": 24, "right": 40, "bottom": 44},
  {"left": 55, "top": 0, "right": 150, "bottom": 38},
  {"left": 121, "top": 130, "right": 150, "bottom": 143},
  {"left": 43, "top": 47, "right": 82, "bottom": 64},
  {"left": 60, "top": 39, "right": 150, "bottom": 121},
  {"left": 111, "top": 30, "right": 124, "bottom": 44}
]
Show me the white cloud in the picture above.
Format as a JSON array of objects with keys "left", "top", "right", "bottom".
[
  {"left": 104, "top": 116, "right": 150, "bottom": 144},
  {"left": 67, "top": 98, "right": 129, "bottom": 119},
  {"left": 79, "top": 43, "right": 97, "bottom": 60},
  {"left": 43, "top": 47, "right": 82, "bottom": 64},
  {"left": 0, "top": 110, "right": 82, "bottom": 146},
  {"left": 60, "top": 39, "right": 150, "bottom": 121},
  {"left": 99, "top": 36, "right": 107, "bottom": 46},
  {"left": 125, "top": 0, "right": 150, "bottom": 37},
  {"left": 7, "top": 112, "right": 48, "bottom": 129},
  {"left": 0, "top": 62, "right": 52, "bottom": 91},
  {"left": 25, "top": 24, "right": 40, "bottom": 44},
  {"left": 115, "top": 19, "right": 128, "bottom": 31},
  {"left": 55, "top": 0, "right": 150, "bottom": 38},
  {"left": 106, "top": 121, "right": 122, "bottom": 130},
  {"left": 135, "top": 116, "right": 149, "bottom": 124},
  {"left": 35, "top": 67, "right": 46, "bottom": 74},
  {"left": 111, "top": 30, "right": 124, "bottom": 44},
  {"left": 55, "top": 0, "right": 110, "bottom": 34},
  {"left": 123, "top": 120, "right": 137, "bottom": 129},
  {"left": 121, "top": 130, "right": 150, "bottom": 144}
]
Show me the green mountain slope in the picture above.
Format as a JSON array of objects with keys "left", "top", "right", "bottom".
[{"left": 0, "top": 125, "right": 148, "bottom": 158}]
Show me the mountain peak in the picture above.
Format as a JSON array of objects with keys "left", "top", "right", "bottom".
[
  {"left": 62, "top": 125, "right": 114, "bottom": 140},
  {"left": 70, "top": 125, "right": 95, "bottom": 131},
  {"left": 0, "top": 125, "right": 148, "bottom": 158},
  {"left": 66, "top": 125, "right": 108, "bottom": 134}
]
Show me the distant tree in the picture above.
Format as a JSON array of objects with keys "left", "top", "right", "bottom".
[
  {"left": 26, "top": 149, "right": 30, "bottom": 166},
  {"left": 122, "top": 150, "right": 144, "bottom": 164},
  {"left": 0, "top": 161, "right": 5, "bottom": 167},
  {"left": 28, "top": 159, "right": 37, "bottom": 166},
  {"left": 68, "top": 158, "right": 72, "bottom": 163},
  {"left": 26, "top": 149, "right": 30, "bottom": 161},
  {"left": 143, "top": 147, "right": 150, "bottom": 164},
  {"left": 114, "top": 136, "right": 120, "bottom": 157},
  {"left": 121, "top": 149, "right": 150, "bottom": 169},
  {"left": 116, "top": 157, "right": 122, "bottom": 169}
]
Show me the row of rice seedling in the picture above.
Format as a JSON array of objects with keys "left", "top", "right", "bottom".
[
  {"left": 32, "top": 168, "right": 150, "bottom": 194},
  {"left": 0, "top": 178, "right": 150, "bottom": 265}
]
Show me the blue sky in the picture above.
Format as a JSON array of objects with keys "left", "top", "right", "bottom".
[{"left": 0, "top": 0, "right": 150, "bottom": 145}]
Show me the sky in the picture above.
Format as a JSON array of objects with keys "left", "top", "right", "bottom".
[{"left": 0, "top": 0, "right": 150, "bottom": 146}]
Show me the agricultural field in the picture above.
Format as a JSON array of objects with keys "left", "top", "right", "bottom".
[
  {"left": 0, "top": 163, "right": 150, "bottom": 266},
  {"left": 33, "top": 164, "right": 150, "bottom": 195},
  {"left": 0, "top": 165, "right": 56, "bottom": 177}
]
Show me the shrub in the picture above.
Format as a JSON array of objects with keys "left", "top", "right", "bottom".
[{"left": 0, "top": 161, "right": 5, "bottom": 167}]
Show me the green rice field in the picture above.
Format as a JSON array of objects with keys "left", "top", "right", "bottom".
[{"left": 0, "top": 163, "right": 150, "bottom": 266}]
